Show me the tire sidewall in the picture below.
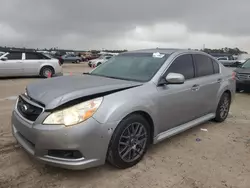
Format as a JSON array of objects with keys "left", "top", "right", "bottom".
[{"left": 108, "top": 114, "right": 150, "bottom": 168}]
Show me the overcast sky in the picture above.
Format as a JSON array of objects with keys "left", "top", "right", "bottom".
[{"left": 1, "top": 0, "right": 250, "bottom": 52}]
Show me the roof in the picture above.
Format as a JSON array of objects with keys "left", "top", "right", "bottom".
[{"left": 123, "top": 48, "right": 192, "bottom": 54}]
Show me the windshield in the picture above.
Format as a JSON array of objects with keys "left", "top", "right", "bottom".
[
  {"left": 90, "top": 52, "right": 169, "bottom": 82},
  {"left": 242, "top": 59, "right": 250, "bottom": 68}
]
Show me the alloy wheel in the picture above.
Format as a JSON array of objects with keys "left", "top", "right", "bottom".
[
  {"left": 219, "top": 95, "right": 230, "bottom": 119},
  {"left": 44, "top": 69, "right": 52, "bottom": 77},
  {"left": 118, "top": 122, "right": 148, "bottom": 163}
]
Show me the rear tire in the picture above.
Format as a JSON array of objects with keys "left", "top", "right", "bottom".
[
  {"left": 213, "top": 92, "right": 231, "bottom": 122},
  {"left": 76, "top": 59, "right": 80, "bottom": 63},
  {"left": 107, "top": 114, "right": 150, "bottom": 169},
  {"left": 97, "top": 62, "right": 102, "bottom": 66},
  {"left": 40, "top": 66, "right": 54, "bottom": 78}
]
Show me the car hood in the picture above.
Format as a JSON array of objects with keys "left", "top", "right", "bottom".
[
  {"left": 235, "top": 68, "right": 250, "bottom": 74},
  {"left": 26, "top": 75, "right": 142, "bottom": 110}
]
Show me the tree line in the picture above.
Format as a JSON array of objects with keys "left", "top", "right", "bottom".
[{"left": 201, "top": 47, "right": 247, "bottom": 55}]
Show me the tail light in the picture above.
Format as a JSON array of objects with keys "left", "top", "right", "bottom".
[
  {"left": 93, "top": 64, "right": 96, "bottom": 68},
  {"left": 232, "top": 71, "right": 236, "bottom": 80},
  {"left": 58, "top": 58, "right": 63, "bottom": 66}
]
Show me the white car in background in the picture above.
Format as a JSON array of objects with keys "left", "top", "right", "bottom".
[
  {"left": 0, "top": 51, "right": 62, "bottom": 78},
  {"left": 88, "top": 56, "right": 113, "bottom": 68}
]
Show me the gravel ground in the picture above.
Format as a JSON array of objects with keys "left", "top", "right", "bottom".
[{"left": 0, "top": 63, "right": 249, "bottom": 188}]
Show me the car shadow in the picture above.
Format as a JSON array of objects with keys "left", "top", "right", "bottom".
[
  {"left": 0, "top": 74, "right": 63, "bottom": 80},
  {"left": 0, "top": 76, "right": 41, "bottom": 80}
]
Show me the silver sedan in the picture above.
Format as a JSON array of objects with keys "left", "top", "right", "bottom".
[{"left": 11, "top": 48, "right": 235, "bottom": 170}]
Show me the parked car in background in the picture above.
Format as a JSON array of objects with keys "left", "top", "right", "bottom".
[
  {"left": 217, "top": 57, "right": 231, "bottom": 61},
  {"left": 210, "top": 53, "right": 234, "bottom": 60},
  {"left": 236, "top": 54, "right": 250, "bottom": 64},
  {"left": 85, "top": 54, "right": 100, "bottom": 61},
  {"left": 210, "top": 54, "right": 237, "bottom": 67},
  {"left": 0, "top": 51, "right": 62, "bottom": 78},
  {"left": 12, "top": 48, "right": 235, "bottom": 170},
  {"left": 43, "top": 53, "right": 64, "bottom": 65},
  {"left": 217, "top": 59, "right": 239, "bottom": 67},
  {"left": 61, "top": 54, "right": 82, "bottom": 63},
  {"left": 88, "top": 55, "right": 113, "bottom": 68},
  {"left": 234, "top": 58, "right": 250, "bottom": 92},
  {"left": 218, "top": 54, "right": 250, "bottom": 67}
]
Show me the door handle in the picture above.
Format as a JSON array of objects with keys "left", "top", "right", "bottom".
[
  {"left": 217, "top": 78, "right": 222, "bottom": 83},
  {"left": 191, "top": 84, "right": 200, "bottom": 91}
]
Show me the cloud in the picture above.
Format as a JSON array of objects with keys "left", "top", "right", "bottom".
[{"left": 0, "top": 0, "right": 250, "bottom": 52}]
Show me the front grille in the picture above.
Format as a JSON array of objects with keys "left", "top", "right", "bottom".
[
  {"left": 17, "top": 96, "right": 43, "bottom": 121},
  {"left": 237, "top": 73, "right": 250, "bottom": 80}
]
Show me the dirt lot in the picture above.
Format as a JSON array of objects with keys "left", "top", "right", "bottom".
[{"left": 0, "top": 63, "right": 250, "bottom": 188}]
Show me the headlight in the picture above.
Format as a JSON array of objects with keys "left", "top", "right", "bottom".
[{"left": 43, "top": 97, "right": 103, "bottom": 126}]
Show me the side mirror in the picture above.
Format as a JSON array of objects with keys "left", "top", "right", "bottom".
[
  {"left": 165, "top": 73, "right": 185, "bottom": 84},
  {"left": 0, "top": 57, "right": 8, "bottom": 61},
  {"left": 158, "top": 73, "right": 185, "bottom": 86}
]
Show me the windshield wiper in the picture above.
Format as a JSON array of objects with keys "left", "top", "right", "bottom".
[
  {"left": 86, "top": 73, "right": 141, "bottom": 82},
  {"left": 100, "top": 75, "right": 139, "bottom": 81}
]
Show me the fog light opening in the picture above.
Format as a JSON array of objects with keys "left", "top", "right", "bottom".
[{"left": 48, "top": 150, "right": 83, "bottom": 159}]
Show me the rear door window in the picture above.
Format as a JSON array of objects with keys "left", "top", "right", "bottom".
[
  {"left": 26, "top": 53, "right": 41, "bottom": 60},
  {"left": 193, "top": 54, "right": 214, "bottom": 77},
  {"left": 6, "top": 52, "right": 22, "bottom": 60},
  {"left": 166, "top": 54, "right": 195, "bottom": 80}
]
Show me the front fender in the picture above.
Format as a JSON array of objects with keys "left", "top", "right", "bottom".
[{"left": 93, "top": 94, "right": 159, "bottom": 136}]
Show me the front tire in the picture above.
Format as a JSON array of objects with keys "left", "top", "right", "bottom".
[
  {"left": 40, "top": 66, "right": 54, "bottom": 78},
  {"left": 213, "top": 92, "right": 231, "bottom": 122},
  {"left": 76, "top": 59, "right": 80, "bottom": 63},
  {"left": 107, "top": 114, "right": 150, "bottom": 169}
]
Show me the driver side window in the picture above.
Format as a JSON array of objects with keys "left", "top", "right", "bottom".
[{"left": 165, "top": 54, "right": 195, "bottom": 80}]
